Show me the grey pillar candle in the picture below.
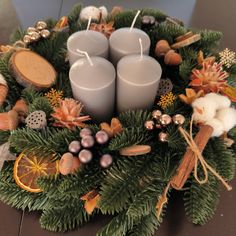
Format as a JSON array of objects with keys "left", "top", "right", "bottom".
[
  {"left": 69, "top": 56, "right": 116, "bottom": 122},
  {"left": 67, "top": 30, "right": 109, "bottom": 66},
  {"left": 117, "top": 54, "right": 162, "bottom": 113},
  {"left": 109, "top": 28, "right": 151, "bottom": 66}
]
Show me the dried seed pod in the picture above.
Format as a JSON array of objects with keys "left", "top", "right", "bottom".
[
  {"left": 59, "top": 152, "right": 74, "bottom": 175},
  {"left": 12, "top": 99, "right": 28, "bottom": 117},
  {"left": 25, "top": 110, "right": 47, "bottom": 129},
  {"left": 164, "top": 50, "right": 182, "bottom": 66},
  {"left": 70, "top": 157, "right": 81, "bottom": 174},
  {"left": 0, "top": 110, "right": 18, "bottom": 131},
  {"left": 157, "top": 78, "right": 173, "bottom": 96},
  {"left": 155, "top": 40, "right": 171, "bottom": 57},
  {"left": 119, "top": 145, "right": 151, "bottom": 156}
]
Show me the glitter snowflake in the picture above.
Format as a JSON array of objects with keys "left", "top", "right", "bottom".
[
  {"left": 45, "top": 88, "right": 63, "bottom": 107},
  {"left": 219, "top": 48, "right": 236, "bottom": 68},
  {"left": 157, "top": 92, "right": 177, "bottom": 110}
]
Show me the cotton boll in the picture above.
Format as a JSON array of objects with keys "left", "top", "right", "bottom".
[
  {"left": 80, "top": 6, "right": 101, "bottom": 22},
  {"left": 205, "top": 93, "right": 231, "bottom": 110},
  {"left": 192, "top": 97, "right": 218, "bottom": 123},
  {"left": 215, "top": 107, "right": 236, "bottom": 132},
  {"left": 99, "top": 6, "right": 108, "bottom": 21},
  {"left": 205, "top": 118, "right": 224, "bottom": 137}
]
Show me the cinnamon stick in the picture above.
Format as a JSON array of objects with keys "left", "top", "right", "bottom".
[{"left": 170, "top": 125, "right": 213, "bottom": 190}]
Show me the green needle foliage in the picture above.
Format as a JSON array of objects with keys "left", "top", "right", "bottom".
[{"left": 0, "top": 4, "right": 235, "bottom": 236}]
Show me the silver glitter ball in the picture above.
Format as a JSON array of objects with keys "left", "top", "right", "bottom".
[
  {"left": 159, "top": 114, "right": 172, "bottom": 126},
  {"left": 144, "top": 120, "right": 155, "bottom": 130},
  {"left": 80, "top": 128, "right": 92, "bottom": 138},
  {"left": 40, "top": 29, "right": 50, "bottom": 38},
  {"left": 81, "top": 135, "right": 95, "bottom": 148},
  {"left": 95, "top": 131, "right": 109, "bottom": 144},
  {"left": 30, "top": 31, "right": 41, "bottom": 41},
  {"left": 23, "top": 35, "right": 32, "bottom": 44},
  {"left": 152, "top": 110, "right": 162, "bottom": 120},
  {"left": 68, "top": 140, "right": 81, "bottom": 154},
  {"left": 27, "top": 27, "right": 38, "bottom": 36},
  {"left": 172, "top": 114, "right": 186, "bottom": 125},
  {"left": 158, "top": 132, "right": 169, "bottom": 142},
  {"left": 78, "top": 149, "right": 93, "bottom": 164},
  {"left": 100, "top": 154, "right": 113, "bottom": 168},
  {"left": 36, "top": 21, "right": 47, "bottom": 30}
]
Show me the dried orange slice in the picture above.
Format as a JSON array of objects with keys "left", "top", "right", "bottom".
[{"left": 14, "top": 153, "right": 59, "bottom": 193}]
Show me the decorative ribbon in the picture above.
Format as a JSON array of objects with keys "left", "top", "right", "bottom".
[
  {"left": 178, "top": 117, "right": 232, "bottom": 191},
  {"left": 0, "top": 40, "right": 28, "bottom": 55}
]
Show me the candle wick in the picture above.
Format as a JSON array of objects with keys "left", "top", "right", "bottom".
[
  {"left": 76, "top": 49, "right": 94, "bottom": 66},
  {"left": 86, "top": 16, "right": 92, "bottom": 31},
  {"left": 139, "top": 38, "right": 143, "bottom": 60},
  {"left": 130, "top": 10, "right": 141, "bottom": 32}
]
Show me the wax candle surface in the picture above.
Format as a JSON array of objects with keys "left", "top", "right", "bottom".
[
  {"left": 67, "top": 30, "right": 109, "bottom": 66},
  {"left": 117, "top": 54, "right": 162, "bottom": 113},
  {"left": 109, "top": 28, "right": 151, "bottom": 65},
  {"left": 69, "top": 57, "right": 116, "bottom": 122}
]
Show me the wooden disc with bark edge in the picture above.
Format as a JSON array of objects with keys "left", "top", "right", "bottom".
[{"left": 11, "top": 50, "right": 56, "bottom": 91}]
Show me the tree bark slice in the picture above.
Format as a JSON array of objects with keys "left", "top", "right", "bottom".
[
  {"left": 170, "top": 125, "right": 213, "bottom": 190},
  {"left": 11, "top": 50, "right": 57, "bottom": 91}
]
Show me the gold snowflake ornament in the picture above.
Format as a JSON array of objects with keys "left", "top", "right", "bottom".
[
  {"left": 219, "top": 48, "right": 236, "bottom": 68},
  {"left": 45, "top": 88, "right": 63, "bottom": 107},
  {"left": 157, "top": 92, "right": 176, "bottom": 110}
]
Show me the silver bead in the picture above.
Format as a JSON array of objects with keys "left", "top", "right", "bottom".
[
  {"left": 27, "top": 27, "right": 38, "bottom": 35},
  {"left": 68, "top": 140, "right": 81, "bottom": 154},
  {"left": 30, "top": 31, "right": 41, "bottom": 41},
  {"left": 158, "top": 132, "right": 169, "bottom": 142},
  {"left": 152, "top": 110, "right": 162, "bottom": 120},
  {"left": 81, "top": 135, "right": 95, "bottom": 148},
  {"left": 36, "top": 21, "right": 47, "bottom": 30},
  {"left": 95, "top": 131, "right": 109, "bottom": 144},
  {"left": 100, "top": 154, "right": 113, "bottom": 168},
  {"left": 159, "top": 114, "right": 172, "bottom": 126},
  {"left": 145, "top": 120, "right": 155, "bottom": 130},
  {"left": 172, "top": 114, "right": 186, "bottom": 125},
  {"left": 40, "top": 29, "right": 50, "bottom": 38},
  {"left": 23, "top": 35, "right": 32, "bottom": 44},
  {"left": 78, "top": 149, "right": 93, "bottom": 163},
  {"left": 80, "top": 128, "right": 92, "bottom": 138}
]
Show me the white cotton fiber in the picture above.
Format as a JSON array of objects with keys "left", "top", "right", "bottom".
[
  {"left": 205, "top": 118, "right": 224, "bottom": 137},
  {"left": 215, "top": 107, "right": 236, "bottom": 132},
  {"left": 205, "top": 93, "right": 231, "bottom": 110},
  {"left": 192, "top": 97, "right": 218, "bottom": 123}
]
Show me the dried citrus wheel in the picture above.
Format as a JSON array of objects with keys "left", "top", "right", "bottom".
[{"left": 14, "top": 153, "right": 59, "bottom": 193}]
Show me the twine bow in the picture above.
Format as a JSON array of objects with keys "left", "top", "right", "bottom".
[
  {"left": 178, "top": 117, "right": 232, "bottom": 191},
  {"left": 0, "top": 40, "right": 28, "bottom": 55}
]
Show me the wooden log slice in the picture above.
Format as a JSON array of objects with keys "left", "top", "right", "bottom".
[
  {"left": 171, "top": 34, "right": 201, "bottom": 49},
  {"left": 11, "top": 50, "right": 56, "bottom": 90}
]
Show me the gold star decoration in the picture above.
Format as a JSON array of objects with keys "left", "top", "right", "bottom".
[
  {"left": 219, "top": 48, "right": 236, "bottom": 68},
  {"left": 157, "top": 92, "right": 177, "bottom": 110},
  {"left": 45, "top": 88, "right": 63, "bottom": 107}
]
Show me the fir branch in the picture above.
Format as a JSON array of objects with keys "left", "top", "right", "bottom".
[
  {"left": 0, "top": 131, "right": 10, "bottom": 145},
  {"left": 141, "top": 8, "right": 167, "bottom": 22},
  {"left": 114, "top": 10, "right": 142, "bottom": 29},
  {"left": 53, "top": 73, "right": 73, "bottom": 98},
  {"left": 184, "top": 173, "right": 220, "bottom": 225},
  {"left": 40, "top": 200, "right": 90, "bottom": 232},
  {"left": 118, "top": 110, "right": 151, "bottom": 128},
  {"left": 28, "top": 97, "right": 53, "bottom": 118},
  {"left": 9, "top": 27, "right": 26, "bottom": 43},
  {"left": 21, "top": 87, "right": 42, "bottom": 104},
  {"left": 68, "top": 3, "right": 82, "bottom": 33},
  {"left": 108, "top": 127, "right": 151, "bottom": 151}
]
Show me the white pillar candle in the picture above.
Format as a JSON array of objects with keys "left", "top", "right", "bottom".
[
  {"left": 109, "top": 11, "right": 151, "bottom": 65},
  {"left": 117, "top": 54, "right": 162, "bottom": 113},
  {"left": 67, "top": 30, "right": 109, "bottom": 66},
  {"left": 69, "top": 56, "right": 116, "bottom": 122}
]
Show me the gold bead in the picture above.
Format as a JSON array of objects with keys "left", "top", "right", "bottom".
[
  {"left": 27, "top": 27, "right": 38, "bottom": 36},
  {"left": 145, "top": 120, "right": 155, "bottom": 130},
  {"left": 158, "top": 132, "right": 169, "bottom": 142},
  {"left": 23, "top": 35, "right": 32, "bottom": 44},
  {"left": 152, "top": 110, "right": 162, "bottom": 120},
  {"left": 36, "top": 21, "right": 47, "bottom": 30},
  {"left": 30, "top": 31, "right": 41, "bottom": 41},
  {"left": 172, "top": 114, "right": 186, "bottom": 125},
  {"left": 159, "top": 114, "right": 172, "bottom": 126},
  {"left": 40, "top": 29, "right": 51, "bottom": 38}
]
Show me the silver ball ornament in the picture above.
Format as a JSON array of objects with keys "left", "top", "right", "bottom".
[
  {"left": 40, "top": 29, "right": 51, "bottom": 38},
  {"left": 172, "top": 114, "right": 186, "bottom": 125},
  {"left": 145, "top": 120, "right": 155, "bottom": 130},
  {"left": 95, "top": 131, "right": 109, "bottom": 144},
  {"left": 78, "top": 149, "right": 93, "bottom": 163},
  {"left": 30, "top": 31, "right": 41, "bottom": 41},
  {"left": 100, "top": 154, "right": 113, "bottom": 168},
  {"left": 80, "top": 128, "right": 92, "bottom": 138},
  {"left": 81, "top": 135, "right": 95, "bottom": 148},
  {"left": 36, "top": 21, "right": 47, "bottom": 30},
  {"left": 68, "top": 140, "right": 81, "bottom": 154},
  {"left": 152, "top": 110, "right": 162, "bottom": 120},
  {"left": 23, "top": 35, "right": 32, "bottom": 44},
  {"left": 159, "top": 114, "right": 172, "bottom": 126},
  {"left": 158, "top": 132, "right": 169, "bottom": 142},
  {"left": 27, "top": 27, "right": 38, "bottom": 35}
]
